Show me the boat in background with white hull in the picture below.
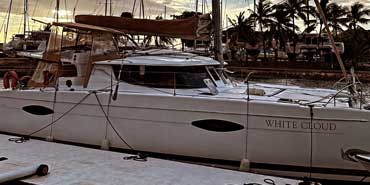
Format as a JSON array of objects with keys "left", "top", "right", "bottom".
[{"left": 2, "top": 22, "right": 370, "bottom": 182}]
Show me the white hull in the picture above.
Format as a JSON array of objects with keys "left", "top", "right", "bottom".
[{"left": 0, "top": 89, "right": 369, "bottom": 181}]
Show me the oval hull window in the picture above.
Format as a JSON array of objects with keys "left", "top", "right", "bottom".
[
  {"left": 23, "top": 105, "right": 54, "bottom": 115},
  {"left": 192, "top": 119, "right": 244, "bottom": 132}
]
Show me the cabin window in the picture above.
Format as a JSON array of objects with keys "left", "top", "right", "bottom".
[
  {"left": 61, "top": 31, "right": 78, "bottom": 50},
  {"left": 113, "top": 66, "right": 209, "bottom": 89},
  {"left": 61, "top": 31, "right": 93, "bottom": 52},
  {"left": 92, "top": 33, "right": 119, "bottom": 56}
]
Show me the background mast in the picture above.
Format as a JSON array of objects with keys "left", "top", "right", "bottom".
[
  {"left": 23, "top": 0, "right": 28, "bottom": 36},
  {"left": 105, "top": 0, "right": 108, "bottom": 16},
  {"left": 212, "top": 0, "right": 224, "bottom": 65},
  {"left": 56, "top": 0, "right": 60, "bottom": 22}
]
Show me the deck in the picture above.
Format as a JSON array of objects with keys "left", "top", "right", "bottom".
[{"left": 0, "top": 134, "right": 299, "bottom": 185}]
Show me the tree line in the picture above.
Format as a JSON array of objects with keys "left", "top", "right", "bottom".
[{"left": 227, "top": 0, "right": 370, "bottom": 65}]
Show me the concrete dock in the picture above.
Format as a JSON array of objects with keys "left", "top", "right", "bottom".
[{"left": 0, "top": 134, "right": 299, "bottom": 185}]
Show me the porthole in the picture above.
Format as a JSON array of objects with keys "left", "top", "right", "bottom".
[
  {"left": 22, "top": 105, "right": 54, "bottom": 116},
  {"left": 192, "top": 119, "right": 244, "bottom": 132}
]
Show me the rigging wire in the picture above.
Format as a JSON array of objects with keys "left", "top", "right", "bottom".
[
  {"left": 0, "top": 0, "right": 12, "bottom": 35},
  {"left": 31, "top": 0, "right": 39, "bottom": 18},
  {"left": 110, "top": 0, "right": 113, "bottom": 16},
  {"left": 8, "top": 91, "right": 92, "bottom": 143},
  {"left": 309, "top": 105, "right": 314, "bottom": 179},
  {"left": 8, "top": 79, "right": 146, "bottom": 161},
  {"left": 96, "top": 1, "right": 105, "bottom": 15},
  {"left": 64, "top": 0, "right": 69, "bottom": 21},
  {"left": 46, "top": 0, "right": 55, "bottom": 20},
  {"left": 0, "top": 16, "right": 5, "bottom": 35},
  {"left": 91, "top": 0, "right": 99, "bottom": 15},
  {"left": 17, "top": 15, "right": 23, "bottom": 35},
  {"left": 3, "top": 0, "right": 12, "bottom": 44},
  {"left": 73, "top": 0, "right": 80, "bottom": 18},
  {"left": 205, "top": 0, "right": 210, "bottom": 13},
  {"left": 132, "top": 0, "right": 137, "bottom": 15},
  {"left": 14, "top": 3, "right": 23, "bottom": 34},
  {"left": 94, "top": 92, "right": 135, "bottom": 151},
  {"left": 49, "top": 72, "right": 60, "bottom": 140}
]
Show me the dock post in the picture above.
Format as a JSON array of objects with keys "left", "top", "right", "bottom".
[
  {"left": 46, "top": 136, "right": 54, "bottom": 142},
  {"left": 239, "top": 158, "right": 250, "bottom": 171},
  {"left": 101, "top": 139, "right": 110, "bottom": 150}
]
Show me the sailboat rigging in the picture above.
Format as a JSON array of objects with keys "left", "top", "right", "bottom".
[
  {"left": 313, "top": 0, "right": 359, "bottom": 105},
  {"left": 4, "top": 0, "right": 13, "bottom": 44}
]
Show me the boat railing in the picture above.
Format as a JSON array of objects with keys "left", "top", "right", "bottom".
[
  {"left": 324, "top": 82, "right": 366, "bottom": 109},
  {"left": 243, "top": 71, "right": 256, "bottom": 100}
]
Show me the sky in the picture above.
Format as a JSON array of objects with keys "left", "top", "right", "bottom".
[{"left": 0, "top": 0, "right": 369, "bottom": 43}]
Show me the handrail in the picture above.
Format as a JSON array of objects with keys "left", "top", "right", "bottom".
[
  {"left": 324, "top": 82, "right": 365, "bottom": 108},
  {"left": 332, "top": 77, "right": 346, "bottom": 89},
  {"left": 243, "top": 71, "right": 255, "bottom": 84},
  {"left": 244, "top": 71, "right": 255, "bottom": 101}
]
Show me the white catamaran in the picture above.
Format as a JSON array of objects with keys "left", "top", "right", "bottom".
[{"left": 1, "top": 17, "right": 369, "bottom": 182}]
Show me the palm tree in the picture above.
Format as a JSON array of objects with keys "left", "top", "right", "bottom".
[
  {"left": 327, "top": 3, "right": 348, "bottom": 36},
  {"left": 347, "top": 2, "right": 370, "bottom": 31},
  {"left": 316, "top": 0, "right": 329, "bottom": 33},
  {"left": 228, "top": 12, "right": 254, "bottom": 42},
  {"left": 227, "top": 12, "right": 256, "bottom": 63},
  {"left": 270, "top": 4, "right": 294, "bottom": 51},
  {"left": 338, "top": 28, "right": 370, "bottom": 68},
  {"left": 282, "top": 0, "right": 307, "bottom": 58},
  {"left": 250, "top": 0, "right": 274, "bottom": 61},
  {"left": 315, "top": 0, "right": 329, "bottom": 53},
  {"left": 302, "top": 0, "right": 317, "bottom": 33}
]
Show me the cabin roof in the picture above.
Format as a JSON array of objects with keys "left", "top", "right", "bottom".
[
  {"left": 95, "top": 49, "right": 220, "bottom": 67},
  {"left": 52, "top": 22, "right": 125, "bottom": 34}
]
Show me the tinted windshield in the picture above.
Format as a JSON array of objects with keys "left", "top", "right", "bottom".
[{"left": 113, "top": 65, "right": 209, "bottom": 89}]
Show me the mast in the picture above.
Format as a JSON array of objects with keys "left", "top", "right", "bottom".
[
  {"left": 104, "top": 0, "right": 112, "bottom": 16},
  {"left": 212, "top": 0, "right": 224, "bottom": 65},
  {"left": 141, "top": 0, "right": 145, "bottom": 18},
  {"left": 196, "top": 0, "right": 198, "bottom": 13},
  {"left": 313, "top": 0, "right": 359, "bottom": 104},
  {"left": 110, "top": 0, "right": 112, "bottom": 16},
  {"left": 132, "top": 0, "right": 136, "bottom": 15},
  {"left": 313, "top": 0, "right": 348, "bottom": 83},
  {"left": 164, "top": 5, "right": 167, "bottom": 19},
  {"left": 254, "top": 0, "right": 256, "bottom": 13},
  {"left": 24, "top": 0, "right": 28, "bottom": 36},
  {"left": 56, "top": 0, "right": 60, "bottom": 22},
  {"left": 105, "top": 0, "right": 108, "bottom": 16},
  {"left": 202, "top": 0, "right": 204, "bottom": 14}
]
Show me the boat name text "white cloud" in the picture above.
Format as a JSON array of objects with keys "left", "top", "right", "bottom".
[{"left": 265, "top": 119, "right": 337, "bottom": 131}]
